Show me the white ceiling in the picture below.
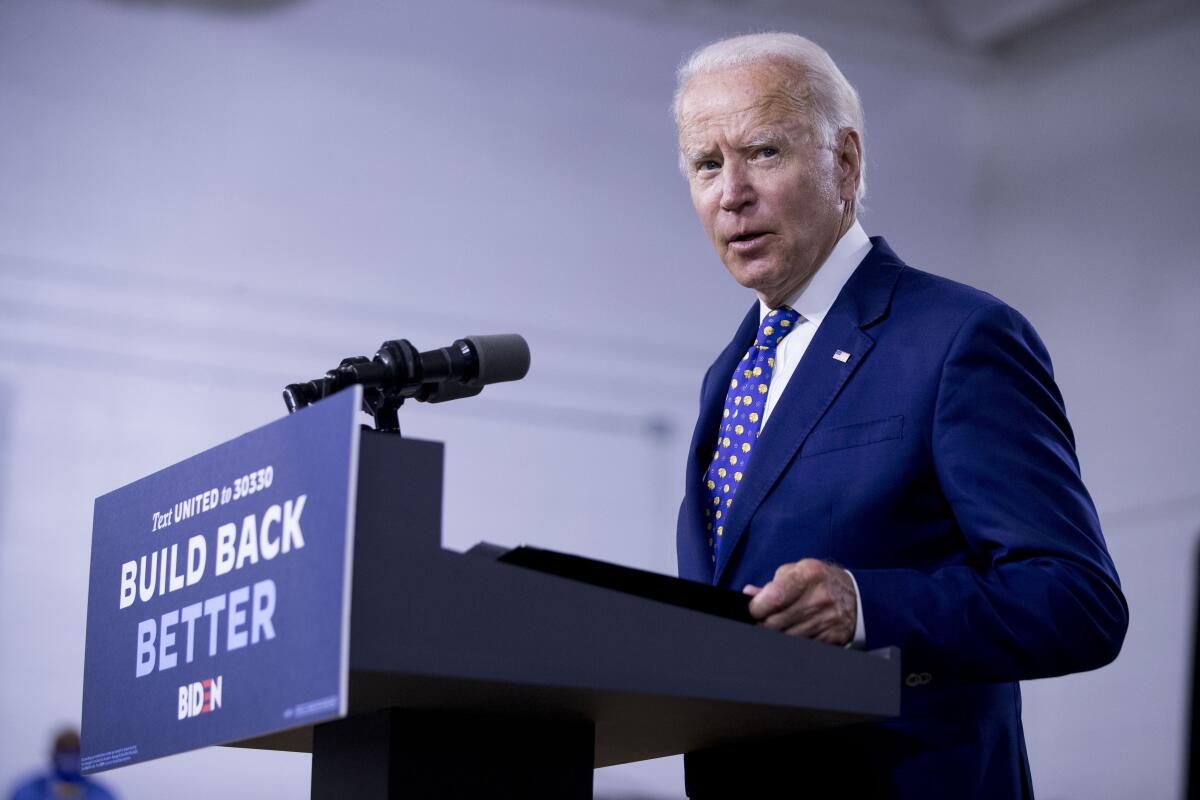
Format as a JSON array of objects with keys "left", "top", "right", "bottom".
[
  {"left": 920, "top": 0, "right": 1101, "bottom": 47},
  {"left": 581, "top": 0, "right": 1198, "bottom": 55},
  {"left": 93, "top": 0, "right": 1200, "bottom": 57}
]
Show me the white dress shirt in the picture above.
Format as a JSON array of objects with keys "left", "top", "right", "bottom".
[{"left": 755, "top": 220, "right": 872, "bottom": 647}]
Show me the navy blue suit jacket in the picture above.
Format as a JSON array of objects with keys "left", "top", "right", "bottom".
[{"left": 677, "top": 239, "right": 1127, "bottom": 799}]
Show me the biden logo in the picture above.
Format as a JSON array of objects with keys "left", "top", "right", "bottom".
[{"left": 178, "top": 676, "right": 223, "bottom": 720}]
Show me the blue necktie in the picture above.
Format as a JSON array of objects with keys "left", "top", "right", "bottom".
[{"left": 703, "top": 306, "right": 801, "bottom": 563}]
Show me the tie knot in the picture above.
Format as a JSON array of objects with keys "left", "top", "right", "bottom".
[{"left": 755, "top": 306, "right": 801, "bottom": 348}]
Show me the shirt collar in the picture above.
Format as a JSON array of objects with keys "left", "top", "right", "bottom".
[{"left": 758, "top": 219, "right": 872, "bottom": 327}]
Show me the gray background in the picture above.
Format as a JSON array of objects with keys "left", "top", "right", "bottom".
[{"left": 0, "top": 0, "right": 1196, "bottom": 797}]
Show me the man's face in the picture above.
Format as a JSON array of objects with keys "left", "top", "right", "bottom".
[{"left": 677, "top": 62, "right": 857, "bottom": 307}]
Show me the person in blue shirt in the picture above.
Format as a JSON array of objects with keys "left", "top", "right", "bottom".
[{"left": 9, "top": 729, "right": 116, "bottom": 800}]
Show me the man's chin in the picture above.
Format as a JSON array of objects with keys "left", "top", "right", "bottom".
[{"left": 725, "top": 261, "right": 783, "bottom": 294}]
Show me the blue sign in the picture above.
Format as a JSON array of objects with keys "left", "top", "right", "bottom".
[{"left": 81, "top": 387, "right": 363, "bottom": 773}]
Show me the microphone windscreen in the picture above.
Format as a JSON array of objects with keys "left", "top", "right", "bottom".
[{"left": 462, "top": 334, "right": 530, "bottom": 385}]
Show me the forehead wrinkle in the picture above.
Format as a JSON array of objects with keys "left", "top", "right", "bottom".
[
  {"left": 678, "top": 59, "right": 818, "bottom": 144},
  {"left": 679, "top": 83, "right": 812, "bottom": 155},
  {"left": 679, "top": 111, "right": 801, "bottom": 162}
]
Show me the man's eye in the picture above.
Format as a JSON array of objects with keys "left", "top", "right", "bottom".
[
  {"left": 754, "top": 147, "right": 779, "bottom": 159},
  {"left": 696, "top": 160, "right": 721, "bottom": 172}
]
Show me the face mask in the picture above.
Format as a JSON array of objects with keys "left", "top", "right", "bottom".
[{"left": 53, "top": 750, "right": 82, "bottom": 782}]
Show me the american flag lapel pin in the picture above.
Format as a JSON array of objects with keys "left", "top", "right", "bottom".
[{"left": 832, "top": 350, "right": 851, "bottom": 363}]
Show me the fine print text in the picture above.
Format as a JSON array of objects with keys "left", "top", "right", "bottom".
[{"left": 151, "top": 467, "right": 275, "bottom": 533}]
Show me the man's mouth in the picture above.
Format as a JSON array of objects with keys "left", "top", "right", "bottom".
[{"left": 728, "top": 231, "right": 770, "bottom": 249}]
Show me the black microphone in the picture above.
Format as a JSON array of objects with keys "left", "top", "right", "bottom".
[
  {"left": 282, "top": 335, "right": 530, "bottom": 423},
  {"left": 340, "top": 334, "right": 530, "bottom": 397},
  {"left": 415, "top": 334, "right": 531, "bottom": 403}
]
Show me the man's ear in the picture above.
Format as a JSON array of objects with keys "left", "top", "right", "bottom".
[{"left": 836, "top": 128, "right": 862, "bottom": 203}]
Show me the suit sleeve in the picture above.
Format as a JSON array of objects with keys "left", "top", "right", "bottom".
[{"left": 852, "top": 301, "right": 1128, "bottom": 683}]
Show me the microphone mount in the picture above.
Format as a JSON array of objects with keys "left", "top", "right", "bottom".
[{"left": 283, "top": 334, "right": 530, "bottom": 434}]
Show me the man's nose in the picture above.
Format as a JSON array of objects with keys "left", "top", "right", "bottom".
[{"left": 719, "top": 164, "right": 755, "bottom": 212}]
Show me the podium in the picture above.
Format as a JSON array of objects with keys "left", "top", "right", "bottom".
[
  {"left": 237, "top": 431, "right": 898, "bottom": 797},
  {"left": 82, "top": 390, "right": 898, "bottom": 799}
]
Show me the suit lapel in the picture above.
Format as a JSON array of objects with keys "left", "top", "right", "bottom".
[
  {"left": 681, "top": 304, "right": 759, "bottom": 582},
  {"left": 712, "top": 240, "right": 904, "bottom": 584}
]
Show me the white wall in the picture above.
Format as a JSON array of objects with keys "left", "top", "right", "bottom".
[
  {"left": 1, "top": 0, "right": 1190, "bottom": 797},
  {"left": 977, "top": 12, "right": 1200, "bottom": 798}
]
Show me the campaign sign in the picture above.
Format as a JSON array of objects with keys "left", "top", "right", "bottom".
[{"left": 81, "top": 387, "right": 362, "bottom": 773}]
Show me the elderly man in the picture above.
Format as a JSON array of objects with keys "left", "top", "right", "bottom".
[{"left": 673, "top": 33, "right": 1127, "bottom": 798}]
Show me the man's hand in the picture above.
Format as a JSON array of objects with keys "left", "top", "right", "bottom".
[{"left": 744, "top": 559, "right": 857, "bottom": 646}]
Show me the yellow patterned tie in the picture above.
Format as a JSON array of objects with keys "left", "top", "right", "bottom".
[{"left": 703, "top": 306, "right": 801, "bottom": 562}]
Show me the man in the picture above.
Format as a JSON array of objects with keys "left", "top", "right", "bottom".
[
  {"left": 673, "top": 33, "right": 1127, "bottom": 798},
  {"left": 8, "top": 729, "right": 116, "bottom": 800}
]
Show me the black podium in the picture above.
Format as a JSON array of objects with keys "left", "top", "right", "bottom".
[{"left": 231, "top": 431, "right": 900, "bottom": 798}]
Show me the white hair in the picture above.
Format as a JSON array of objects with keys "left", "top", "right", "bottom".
[{"left": 673, "top": 32, "right": 867, "bottom": 204}]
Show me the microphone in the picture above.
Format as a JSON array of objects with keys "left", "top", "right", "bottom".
[
  {"left": 356, "top": 334, "right": 530, "bottom": 399},
  {"left": 282, "top": 334, "right": 530, "bottom": 429}
]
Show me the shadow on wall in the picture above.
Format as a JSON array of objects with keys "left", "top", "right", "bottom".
[{"left": 95, "top": 0, "right": 307, "bottom": 14}]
